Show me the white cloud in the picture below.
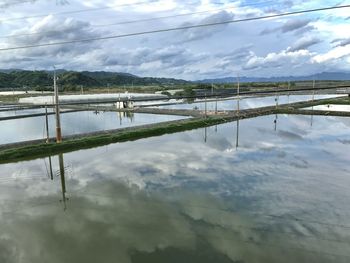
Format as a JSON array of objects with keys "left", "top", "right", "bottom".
[
  {"left": 177, "top": 10, "right": 234, "bottom": 42},
  {"left": 0, "top": 0, "right": 349, "bottom": 79},
  {"left": 312, "top": 44, "right": 350, "bottom": 63},
  {"left": 288, "top": 36, "right": 321, "bottom": 52},
  {"left": 245, "top": 49, "right": 313, "bottom": 70},
  {"left": 261, "top": 18, "right": 314, "bottom": 35},
  {"left": 0, "top": 0, "right": 38, "bottom": 8}
]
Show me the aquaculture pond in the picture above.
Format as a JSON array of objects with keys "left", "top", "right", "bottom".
[
  {"left": 154, "top": 94, "right": 342, "bottom": 111},
  {"left": 0, "top": 107, "right": 55, "bottom": 118},
  {"left": 0, "top": 110, "right": 186, "bottom": 145},
  {"left": 0, "top": 114, "right": 349, "bottom": 263},
  {"left": 305, "top": 104, "right": 350, "bottom": 112}
]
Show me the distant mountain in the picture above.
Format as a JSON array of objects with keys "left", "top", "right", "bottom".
[
  {"left": 0, "top": 71, "right": 52, "bottom": 88},
  {"left": 58, "top": 72, "right": 101, "bottom": 87},
  {"left": 0, "top": 69, "right": 25, "bottom": 74},
  {"left": 198, "top": 72, "right": 350, "bottom": 83},
  {"left": 0, "top": 72, "right": 14, "bottom": 88},
  {"left": 0, "top": 70, "right": 188, "bottom": 89},
  {"left": 3, "top": 70, "right": 349, "bottom": 90}
]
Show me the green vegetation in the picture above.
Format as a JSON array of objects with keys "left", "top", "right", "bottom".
[
  {"left": 315, "top": 96, "right": 350, "bottom": 105},
  {"left": 174, "top": 86, "right": 195, "bottom": 97},
  {"left": 1, "top": 70, "right": 348, "bottom": 96},
  {"left": 0, "top": 71, "right": 52, "bottom": 89},
  {"left": 0, "top": 72, "right": 14, "bottom": 88},
  {"left": 0, "top": 70, "right": 189, "bottom": 90},
  {"left": 173, "top": 86, "right": 197, "bottom": 102}
]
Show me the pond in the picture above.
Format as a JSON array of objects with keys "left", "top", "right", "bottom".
[
  {"left": 0, "top": 107, "right": 52, "bottom": 118},
  {"left": 0, "top": 114, "right": 349, "bottom": 262},
  {"left": 304, "top": 104, "right": 350, "bottom": 112},
  {"left": 0, "top": 110, "right": 187, "bottom": 145},
  {"left": 153, "top": 94, "right": 342, "bottom": 111}
]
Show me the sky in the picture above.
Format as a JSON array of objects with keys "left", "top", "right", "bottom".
[{"left": 0, "top": 0, "right": 349, "bottom": 80}]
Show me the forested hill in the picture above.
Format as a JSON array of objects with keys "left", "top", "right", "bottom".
[{"left": 0, "top": 70, "right": 188, "bottom": 89}]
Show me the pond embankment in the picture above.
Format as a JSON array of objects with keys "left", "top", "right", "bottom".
[{"left": 1, "top": 96, "right": 349, "bottom": 163}]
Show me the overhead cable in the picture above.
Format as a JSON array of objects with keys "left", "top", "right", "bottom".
[{"left": 0, "top": 4, "right": 349, "bottom": 52}]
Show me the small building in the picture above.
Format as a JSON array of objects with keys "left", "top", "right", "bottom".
[{"left": 114, "top": 100, "right": 134, "bottom": 109}]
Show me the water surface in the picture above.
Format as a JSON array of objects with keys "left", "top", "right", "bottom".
[
  {"left": 0, "top": 114, "right": 350, "bottom": 262},
  {"left": 0, "top": 111, "right": 186, "bottom": 145},
  {"left": 0, "top": 107, "right": 51, "bottom": 118},
  {"left": 154, "top": 94, "right": 342, "bottom": 111},
  {"left": 305, "top": 104, "right": 350, "bottom": 112}
]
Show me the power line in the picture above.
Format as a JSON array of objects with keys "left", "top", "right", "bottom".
[
  {"left": 0, "top": 4, "right": 349, "bottom": 52},
  {"left": 92, "top": 1, "right": 276, "bottom": 27},
  {"left": 0, "top": 1, "right": 277, "bottom": 39},
  {"left": 0, "top": 0, "right": 289, "bottom": 24},
  {"left": 0, "top": 0, "right": 158, "bottom": 22}
]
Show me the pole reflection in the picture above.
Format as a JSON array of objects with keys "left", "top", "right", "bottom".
[
  {"left": 274, "top": 114, "right": 278, "bottom": 131},
  {"left": 235, "top": 119, "right": 239, "bottom": 150},
  {"left": 48, "top": 155, "right": 54, "bottom": 180},
  {"left": 58, "top": 153, "right": 68, "bottom": 211}
]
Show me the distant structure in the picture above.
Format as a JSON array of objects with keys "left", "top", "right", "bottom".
[
  {"left": 18, "top": 93, "right": 167, "bottom": 105},
  {"left": 115, "top": 100, "right": 134, "bottom": 109}
]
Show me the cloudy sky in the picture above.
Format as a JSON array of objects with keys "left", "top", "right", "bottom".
[{"left": 0, "top": 0, "right": 349, "bottom": 80}]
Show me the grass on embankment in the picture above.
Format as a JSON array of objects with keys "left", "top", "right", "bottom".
[{"left": 308, "top": 96, "right": 350, "bottom": 106}]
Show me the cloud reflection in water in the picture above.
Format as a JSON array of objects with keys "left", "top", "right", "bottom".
[{"left": 0, "top": 114, "right": 350, "bottom": 262}]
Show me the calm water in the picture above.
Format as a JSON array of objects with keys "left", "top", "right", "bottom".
[
  {"left": 0, "top": 111, "right": 186, "bottom": 145},
  {"left": 305, "top": 104, "right": 350, "bottom": 112},
  {"left": 0, "top": 114, "right": 350, "bottom": 262},
  {"left": 155, "top": 94, "right": 341, "bottom": 111},
  {"left": 0, "top": 107, "right": 50, "bottom": 118}
]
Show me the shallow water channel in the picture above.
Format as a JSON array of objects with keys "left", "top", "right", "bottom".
[
  {"left": 0, "top": 114, "right": 349, "bottom": 262},
  {"left": 0, "top": 110, "right": 186, "bottom": 145}
]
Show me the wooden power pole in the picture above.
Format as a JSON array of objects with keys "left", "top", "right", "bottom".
[
  {"left": 54, "top": 68, "right": 62, "bottom": 143},
  {"left": 45, "top": 106, "right": 50, "bottom": 143}
]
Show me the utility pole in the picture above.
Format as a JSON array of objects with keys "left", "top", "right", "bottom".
[
  {"left": 45, "top": 105, "right": 50, "bottom": 143},
  {"left": 204, "top": 92, "right": 207, "bottom": 118},
  {"left": 287, "top": 81, "right": 290, "bottom": 104},
  {"left": 53, "top": 67, "right": 62, "bottom": 143},
  {"left": 311, "top": 79, "right": 315, "bottom": 127}
]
